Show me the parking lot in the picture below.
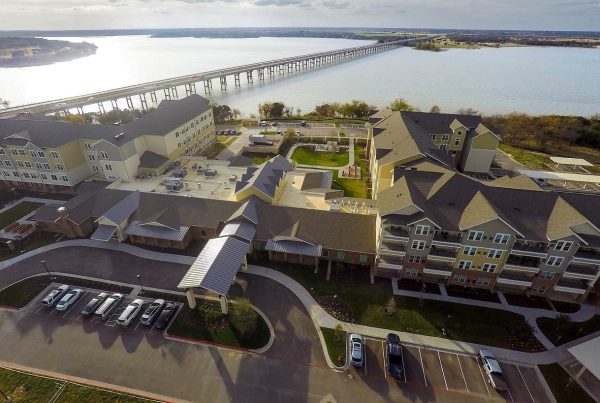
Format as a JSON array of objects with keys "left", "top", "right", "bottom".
[
  {"left": 349, "top": 337, "right": 551, "bottom": 402},
  {"left": 26, "top": 284, "right": 182, "bottom": 334}
]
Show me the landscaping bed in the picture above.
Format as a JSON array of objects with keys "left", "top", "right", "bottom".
[
  {"left": 291, "top": 145, "right": 349, "bottom": 167},
  {"left": 504, "top": 293, "right": 552, "bottom": 310},
  {"left": 537, "top": 315, "right": 600, "bottom": 346},
  {"left": 0, "top": 233, "right": 61, "bottom": 262},
  {"left": 321, "top": 326, "right": 347, "bottom": 367},
  {"left": 550, "top": 300, "right": 581, "bottom": 314},
  {"left": 539, "top": 364, "right": 595, "bottom": 403},
  {"left": 168, "top": 298, "right": 270, "bottom": 350},
  {"left": 0, "top": 201, "right": 43, "bottom": 230},
  {"left": 332, "top": 145, "right": 368, "bottom": 198},
  {"left": 446, "top": 285, "right": 501, "bottom": 303},
  {"left": 396, "top": 278, "right": 441, "bottom": 294}
]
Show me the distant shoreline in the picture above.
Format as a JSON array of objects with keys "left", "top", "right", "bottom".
[{"left": 0, "top": 37, "right": 97, "bottom": 68}]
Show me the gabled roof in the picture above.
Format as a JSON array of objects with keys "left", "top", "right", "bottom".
[
  {"left": 235, "top": 156, "right": 294, "bottom": 199},
  {"left": 102, "top": 190, "right": 140, "bottom": 225},
  {"left": 401, "top": 111, "right": 483, "bottom": 134},
  {"left": 139, "top": 151, "right": 169, "bottom": 169},
  {"left": 227, "top": 197, "right": 260, "bottom": 225},
  {"left": 546, "top": 197, "right": 590, "bottom": 241}
]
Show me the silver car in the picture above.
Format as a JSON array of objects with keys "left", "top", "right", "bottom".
[
  {"left": 41, "top": 285, "right": 69, "bottom": 307},
  {"left": 350, "top": 334, "right": 364, "bottom": 366},
  {"left": 55, "top": 288, "right": 83, "bottom": 311},
  {"left": 117, "top": 299, "right": 144, "bottom": 327},
  {"left": 140, "top": 299, "right": 165, "bottom": 325}
]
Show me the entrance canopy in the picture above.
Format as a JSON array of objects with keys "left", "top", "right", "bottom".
[
  {"left": 266, "top": 239, "right": 322, "bottom": 257},
  {"left": 178, "top": 236, "right": 249, "bottom": 296},
  {"left": 518, "top": 169, "right": 600, "bottom": 184},
  {"left": 568, "top": 336, "right": 600, "bottom": 380},
  {"left": 90, "top": 224, "right": 117, "bottom": 241},
  {"left": 550, "top": 157, "right": 593, "bottom": 167}
]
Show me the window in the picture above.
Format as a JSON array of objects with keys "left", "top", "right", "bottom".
[
  {"left": 13, "top": 171, "right": 19, "bottom": 177},
  {"left": 430, "top": 134, "right": 437, "bottom": 141},
  {"left": 487, "top": 249, "right": 502, "bottom": 259},
  {"left": 43, "top": 163, "right": 50, "bottom": 170},
  {"left": 51, "top": 174, "right": 58, "bottom": 180},
  {"left": 546, "top": 256, "right": 564, "bottom": 267},
  {"left": 61, "top": 176, "right": 68, "bottom": 182},
  {"left": 415, "top": 225, "right": 430, "bottom": 236},
  {"left": 55, "top": 164, "right": 64, "bottom": 170},
  {"left": 454, "top": 138, "right": 461, "bottom": 146},
  {"left": 50, "top": 151, "right": 59, "bottom": 159},
  {"left": 23, "top": 173, "right": 30, "bottom": 178},
  {"left": 38, "top": 151, "right": 45, "bottom": 158},
  {"left": 476, "top": 278, "right": 490, "bottom": 286},
  {"left": 337, "top": 251, "right": 345, "bottom": 260},
  {"left": 411, "top": 240, "right": 426, "bottom": 250},
  {"left": 359, "top": 254, "right": 368, "bottom": 264},
  {"left": 88, "top": 155, "right": 96, "bottom": 161},
  {"left": 105, "top": 164, "right": 113, "bottom": 171},
  {"left": 92, "top": 166, "right": 99, "bottom": 172},
  {"left": 482, "top": 263, "right": 497, "bottom": 273},
  {"left": 405, "top": 268, "right": 417, "bottom": 277},
  {"left": 494, "top": 233, "right": 510, "bottom": 244},
  {"left": 467, "top": 230, "right": 484, "bottom": 241},
  {"left": 408, "top": 255, "right": 423, "bottom": 263},
  {"left": 29, "top": 150, "right": 37, "bottom": 157},
  {"left": 16, "top": 161, "right": 24, "bottom": 168},
  {"left": 0, "top": 149, "right": 4, "bottom": 155},
  {"left": 533, "top": 284, "right": 547, "bottom": 293},
  {"left": 453, "top": 274, "right": 467, "bottom": 283},
  {"left": 36, "top": 163, "right": 42, "bottom": 170},
  {"left": 463, "top": 246, "right": 477, "bottom": 256},
  {"left": 441, "top": 134, "right": 449, "bottom": 141},
  {"left": 40, "top": 174, "right": 47, "bottom": 180},
  {"left": 540, "top": 271, "right": 555, "bottom": 280},
  {"left": 11, "top": 149, "right": 18, "bottom": 156},
  {"left": 4, "top": 161, "right": 10, "bottom": 167},
  {"left": 439, "top": 144, "right": 448, "bottom": 150},
  {"left": 457, "top": 260, "right": 472, "bottom": 270},
  {"left": 554, "top": 240, "right": 573, "bottom": 252},
  {"left": 18, "top": 150, "right": 25, "bottom": 156},
  {"left": 24, "top": 162, "right": 32, "bottom": 168},
  {"left": 99, "top": 151, "right": 109, "bottom": 159}
]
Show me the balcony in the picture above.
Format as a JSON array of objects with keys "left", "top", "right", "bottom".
[
  {"left": 380, "top": 241, "right": 406, "bottom": 257},
  {"left": 511, "top": 240, "right": 548, "bottom": 257},
  {"left": 564, "top": 263, "right": 599, "bottom": 280},
  {"left": 497, "top": 271, "right": 533, "bottom": 287},
  {"left": 379, "top": 257, "right": 404, "bottom": 270},
  {"left": 505, "top": 255, "right": 542, "bottom": 271},
  {"left": 432, "top": 231, "right": 462, "bottom": 246},
  {"left": 574, "top": 248, "right": 600, "bottom": 264},
  {"left": 428, "top": 246, "right": 457, "bottom": 262},
  {"left": 382, "top": 227, "right": 409, "bottom": 241},
  {"left": 554, "top": 278, "right": 589, "bottom": 295},
  {"left": 423, "top": 262, "right": 453, "bottom": 277}
]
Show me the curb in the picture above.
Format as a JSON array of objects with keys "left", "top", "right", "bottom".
[{"left": 163, "top": 333, "right": 253, "bottom": 354}]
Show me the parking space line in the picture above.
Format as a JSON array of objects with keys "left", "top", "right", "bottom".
[
  {"left": 363, "top": 343, "right": 368, "bottom": 376},
  {"left": 401, "top": 346, "right": 407, "bottom": 383},
  {"left": 477, "top": 360, "right": 492, "bottom": 397},
  {"left": 418, "top": 348, "right": 427, "bottom": 386},
  {"left": 456, "top": 354, "right": 469, "bottom": 392},
  {"left": 517, "top": 365, "right": 536, "bottom": 403},
  {"left": 506, "top": 388, "right": 515, "bottom": 402},
  {"left": 381, "top": 341, "right": 387, "bottom": 380},
  {"left": 437, "top": 351, "right": 448, "bottom": 390}
]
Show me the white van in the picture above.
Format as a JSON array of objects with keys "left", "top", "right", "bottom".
[{"left": 94, "top": 293, "right": 124, "bottom": 321}]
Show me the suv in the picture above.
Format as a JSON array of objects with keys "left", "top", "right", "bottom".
[
  {"left": 81, "top": 292, "right": 108, "bottom": 317},
  {"left": 155, "top": 302, "right": 178, "bottom": 329},
  {"left": 55, "top": 288, "right": 83, "bottom": 311},
  {"left": 478, "top": 350, "right": 508, "bottom": 391},
  {"left": 140, "top": 299, "right": 165, "bottom": 325},
  {"left": 117, "top": 299, "right": 144, "bottom": 327},
  {"left": 386, "top": 333, "right": 404, "bottom": 379},
  {"left": 349, "top": 334, "right": 364, "bottom": 366},
  {"left": 41, "top": 285, "right": 69, "bottom": 307},
  {"left": 94, "top": 293, "right": 124, "bottom": 321}
]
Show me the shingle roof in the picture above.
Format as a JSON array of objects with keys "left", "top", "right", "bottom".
[
  {"left": 401, "top": 111, "right": 483, "bottom": 134},
  {"left": 102, "top": 191, "right": 140, "bottom": 224},
  {"left": 139, "top": 151, "right": 169, "bottom": 169},
  {"left": 125, "top": 221, "right": 190, "bottom": 241},
  {"left": 235, "top": 156, "right": 294, "bottom": 199},
  {"left": 266, "top": 239, "right": 322, "bottom": 257}
]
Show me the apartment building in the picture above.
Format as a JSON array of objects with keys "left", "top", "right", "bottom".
[{"left": 0, "top": 94, "right": 214, "bottom": 193}]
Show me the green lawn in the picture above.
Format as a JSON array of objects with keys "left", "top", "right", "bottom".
[
  {"left": 321, "top": 327, "right": 346, "bottom": 367},
  {"left": 0, "top": 201, "right": 43, "bottom": 230},
  {"left": 0, "top": 235, "right": 59, "bottom": 262},
  {"left": 332, "top": 145, "right": 368, "bottom": 198},
  {"left": 0, "top": 366, "right": 151, "bottom": 402},
  {"left": 0, "top": 276, "right": 51, "bottom": 308},
  {"left": 539, "top": 364, "right": 595, "bottom": 403},
  {"left": 241, "top": 153, "right": 272, "bottom": 165},
  {"left": 279, "top": 267, "right": 542, "bottom": 351},
  {"left": 291, "top": 146, "right": 349, "bottom": 167},
  {"left": 537, "top": 315, "right": 600, "bottom": 346},
  {"left": 498, "top": 143, "right": 552, "bottom": 169}
]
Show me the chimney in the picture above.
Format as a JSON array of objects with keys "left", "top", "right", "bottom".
[{"left": 56, "top": 206, "right": 76, "bottom": 238}]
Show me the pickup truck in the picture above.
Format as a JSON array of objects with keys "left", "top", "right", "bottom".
[{"left": 478, "top": 350, "right": 508, "bottom": 391}]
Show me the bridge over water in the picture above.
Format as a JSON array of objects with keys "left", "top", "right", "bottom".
[{"left": 0, "top": 37, "right": 432, "bottom": 118}]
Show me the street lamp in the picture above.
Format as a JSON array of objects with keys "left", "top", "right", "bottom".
[
  {"left": 136, "top": 274, "right": 144, "bottom": 293},
  {"left": 0, "top": 389, "right": 12, "bottom": 402},
  {"left": 41, "top": 260, "right": 54, "bottom": 281}
]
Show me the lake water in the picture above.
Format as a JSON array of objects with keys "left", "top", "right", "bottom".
[{"left": 1, "top": 35, "right": 599, "bottom": 116}]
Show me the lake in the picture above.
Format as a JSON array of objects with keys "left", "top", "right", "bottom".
[{"left": 1, "top": 35, "right": 599, "bottom": 116}]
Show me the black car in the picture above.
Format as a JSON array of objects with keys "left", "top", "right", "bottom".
[
  {"left": 155, "top": 302, "right": 178, "bottom": 329},
  {"left": 81, "top": 292, "right": 109, "bottom": 317},
  {"left": 386, "top": 333, "right": 404, "bottom": 380}
]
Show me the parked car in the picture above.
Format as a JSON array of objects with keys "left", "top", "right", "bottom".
[
  {"left": 271, "top": 121, "right": 278, "bottom": 126},
  {"left": 140, "top": 299, "right": 166, "bottom": 325},
  {"left": 225, "top": 129, "right": 231, "bottom": 135},
  {"left": 259, "top": 121, "right": 268, "bottom": 127},
  {"left": 81, "top": 292, "right": 109, "bottom": 317},
  {"left": 295, "top": 130, "right": 301, "bottom": 135},
  {"left": 478, "top": 350, "right": 508, "bottom": 391},
  {"left": 230, "top": 129, "right": 237, "bottom": 135},
  {"left": 386, "top": 333, "right": 404, "bottom": 379},
  {"left": 276, "top": 130, "right": 283, "bottom": 135},
  {"left": 155, "top": 302, "right": 178, "bottom": 329},
  {"left": 55, "top": 288, "right": 83, "bottom": 311},
  {"left": 217, "top": 130, "right": 224, "bottom": 135},
  {"left": 94, "top": 293, "right": 124, "bottom": 321},
  {"left": 350, "top": 334, "right": 364, "bottom": 366},
  {"left": 117, "top": 299, "right": 145, "bottom": 326},
  {"left": 300, "top": 121, "right": 307, "bottom": 127},
  {"left": 41, "top": 285, "right": 69, "bottom": 307}
]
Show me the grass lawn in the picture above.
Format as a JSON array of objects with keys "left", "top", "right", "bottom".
[
  {"left": 168, "top": 302, "right": 271, "bottom": 350},
  {"left": 498, "top": 143, "right": 552, "bottom": 169},
  {"left": 241, "top": 153, "right": 272, "bottom": 165},
  {"left": 291, "top": 146, "right": 349, "bottom": 167},
  {"left": 277, "top": 266, "right": 542, "bottom": 351},
  {"left": 537, "top": 315, "right": 600, "bottom": 346},
  {"left": 0, "top": 235, "right": 59, "bottom": 262},
  {"left": 0, "top": 276, "right": 50, "bottom": 308},
  {"left": 539, "top": 364, "right": 595, "bottom": 403},
  {"left": 0, "top": 366, "right": 151, "bottom": 402},
  {"left": 321, "top": 327, "right": 346, "bottom": 367},
  {"left": 0, "top": 201, "right": 43, "bottom": 230},
  {"left": 332, "top": 145, "right": 368, "bottom": 198}
]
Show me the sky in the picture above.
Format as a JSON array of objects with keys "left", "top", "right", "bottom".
[{"left": 1, "top": 0, "right": 599, "bottom": 31}]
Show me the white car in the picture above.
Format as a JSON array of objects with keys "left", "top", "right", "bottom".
[
  {"left": 350, "top": 333, "right": 364, "bottom": 366},
  {"left": 117, "top": 299, "right": 144, "bottom": 327},
  {"left": 55, "top": 288, "right": 83, "bottom": 311},
  {"left": 41, "top": 285, "right": 69, "bottom": 307}
]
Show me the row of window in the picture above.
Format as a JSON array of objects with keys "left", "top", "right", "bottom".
[
  {"left": 457, "top": 260, "right": 497, "bottom": 272},
  {"left": 462, "top": 246, "right": 503, "bottom": 258},
  {"left": 1, "top": 170, "right": 68, "bottom": 182},
  {"left": 452, "top": 274, "right": 490, "bottom": 286},
  {"left": 1, "top": 148, "right": 60, "bottom": 159}
]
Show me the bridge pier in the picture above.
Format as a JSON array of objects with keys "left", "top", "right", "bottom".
[
  {"left": 234, "top": 73, "right": 241, "bottom": 87},
  {"left": 126, "top": 96, "right": 134, "bottom": 109},
  {"left": 150, "top": 91, "right": 157, "bottom": 103},
  {"left": 287, "top": 63, "right": 292, "bottom": 73},
  {"left": 76, "top": 107, "right": 84, "bottom": 115},
  {"left": 139, "top": 93, "right": 148, "bottom": 110},
  {"left": 203, "top": 80, "right": 211, "bottom": 94},
  {"left": 111, "top": 99, "right": 119, "bottom": 110},
  {"left": 163, "top": 88, "right": 171, "bottom": 100},
  {"left": 278, "top": 65, "right": 285, "bottom": 75},
  {"left": 185, "top": 83, "right": 196, "bottom": 96},
  {"left": 246, "top": 71, "right": 253, "bottom": 84},
  {"left": 97, "top": 103, "right": 105, "bottom": 114},
  {"left": 258, "top": 69, "right": 264, "bottom": 81},
  {"left": 220, "top": 76, "right": 227, "bottom": 91},
  {"left": 170, "top": 86, "right": 178, "bottom": 99}
]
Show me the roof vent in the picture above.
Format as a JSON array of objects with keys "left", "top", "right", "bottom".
[{"left": 114, "top": 133, "right": 124, "bottom": 140}]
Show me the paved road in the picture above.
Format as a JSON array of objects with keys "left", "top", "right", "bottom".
[{"left": 0, "top": 246, "right": 506, "bottom": 402}]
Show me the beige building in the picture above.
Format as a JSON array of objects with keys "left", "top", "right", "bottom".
[{"left": 0, "top": 95, "right": 214, "bottom": 193}]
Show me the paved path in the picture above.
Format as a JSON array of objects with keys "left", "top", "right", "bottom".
[{"left": 0, "top": 196, "right": 65, "bottom": 215}]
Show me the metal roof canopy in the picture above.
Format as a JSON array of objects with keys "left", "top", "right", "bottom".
[
  {"left": 568, "top": 336, "right": 600, "bottom": 380},
  {"left": 219, "top": 221, "right": 256, "bottom": 242},
  {"left": 178, "top": 236, "right": 249, "bottom": 296},
  {"left": 550, "top": 157, "right": 594, "bottom": 167},
  {"left": 518, "top": 169, "right": 600, "bottom": 184},
  {"left": 90, "top": 224, "right": 117, "bottom": 241},
  {"left": 125, "top": 221, "right": 189, "bottom": 241},
  {"left": 266, "top": 239, "right": 322, "bottom": 257}
]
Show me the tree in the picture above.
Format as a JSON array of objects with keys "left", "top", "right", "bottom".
[
  {"left": 389, "top": 98, "right": 416, "bottom": 112},
  {"left": 258, "top": 102, "right": 273, "bottom": 119},
  {"left": 296, "top": 107, "right": 302, "bottom": 116},
  {"left": 457, "top": 107, "right": 478, "bottom": 115},
  {"left": 213, "top": 104, "right": 232, "bottom": 123},
  {"left": 315, "top": 103, "right": 338, "bottom": 118},
  {"left": 230, "top": 298, "right": 258, "bottom": 337},
  {"left": 270, "top": 102, "right": 286, "bottom": 119},
  {"left": 429, "top": 105, "right": 441, "bottom": 113},
  {"left": 0, "top": 98, "right": 8, "bottom": 109},
  {"left": 232, "top": 108, "right": 241, "bottom": 119}
]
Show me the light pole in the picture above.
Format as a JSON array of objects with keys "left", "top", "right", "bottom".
[
  {"left": 41, "top": 260, "right": 54, "bottom": 281},
  {"left": 136, "top": 274, "right": 144, "bottom": 293},
  {"left": 0, "top": 389, "right": 12, "bottom": 402}
]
